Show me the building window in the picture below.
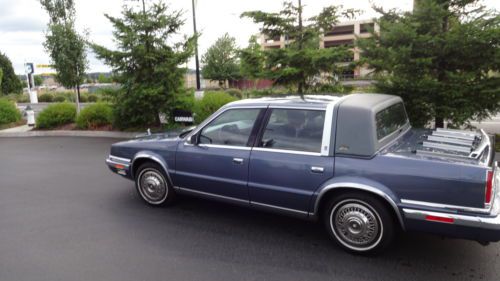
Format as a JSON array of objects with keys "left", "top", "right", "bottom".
[
  {"left": 325, "top": 25, "right": 354, "bottom": 36},
  {"left": 324, "top": 39, "right": 354, "bottom": 48},
  {"left": 265, "top": 36, "right": 281, "bottom": 43},
  {"left": 360, "top": 23, "right": 375, "bottom": 33}
]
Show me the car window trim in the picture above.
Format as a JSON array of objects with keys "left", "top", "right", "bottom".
[
  {"left": 254, "top": 107, "right": 328, "bottom": 155},
  {"left": 189, "top": 106, "right": 266, "bottom": 148}
]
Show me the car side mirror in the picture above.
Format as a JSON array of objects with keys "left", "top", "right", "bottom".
[{"left": 188, "top": 134, "right": 198, "bottom": 145}]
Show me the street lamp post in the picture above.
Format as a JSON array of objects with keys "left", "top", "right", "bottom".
[{"left": 192, "top": 0, "right": 201, "bottom": 90}]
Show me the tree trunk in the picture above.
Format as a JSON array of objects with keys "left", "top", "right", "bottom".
[
  {"left": 76, "top": 85, "right": 81, "bottom": 114},
  {"left": 435, "top": 117, "right": 444, "bottom": 129}
]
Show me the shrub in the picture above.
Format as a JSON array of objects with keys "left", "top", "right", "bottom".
[
  {"left": 76, "top": 103, "right": 113, "bottom": 129},
  {"left": 79, "top": 94, "right": 88, "bottom": 103},
  {"left": 94, "top": 87, "right": 121, "bottom": 103},
  {"left": 38, "top": 93, "right": 54, "bottom": 102},
  {"left": 194, "top": 91, "right": 237, "bottom": 123},
  {"left": 53, "top": 95, "right": 66, "bottom": 102},
  {"left": 87, "top": 94, "right": 99, "bottom": 102},
  {"left": 36, "top": 103, "right": 76, "bottom": 129},
  {"left": 0, "top": 99, "right": 21, "bottom": 126},
  {"left": 225, "top": 88, "right": 243, "bottom": 99}
]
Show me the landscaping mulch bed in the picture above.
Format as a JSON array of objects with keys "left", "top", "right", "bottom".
[
  {"left": 33, "top": 123, "right": 114, "bottom": 131},
  {"left": 0, "top": 119, "right": 27, "bottom": 131}
]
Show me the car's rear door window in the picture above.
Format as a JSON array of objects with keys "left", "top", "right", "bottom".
[
  {"left": 199, "top": 109, "right": 261, "bottom": 146},
  {"left": 259, "top": 109, "right": 325, "bottom": 153}
]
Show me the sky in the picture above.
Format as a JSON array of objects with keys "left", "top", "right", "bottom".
[{"left": 0, "top": 0, "right": 498, "bottom": 75}]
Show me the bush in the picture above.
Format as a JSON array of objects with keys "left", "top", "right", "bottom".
[
  {"left": 194, "top": 91, "right": 237, "bottom": 123},
  {"left": 76, "top": 103, "right": 113, "bottom": 129},
  {"left": 0, "top": 99, "right": 21, "bottom": 126},
  {"left": 93, "top": 87, "right": 121, "bottom": 103},
  {"left": 36, "top": 103, "right": 76, "bottom": 129},
  {"left": 87, "top": 94, "right": 98, "bottom": 102},
  {"left": 225, "top": 88, "right": 243, "bottom": 99},
  {"left": 53, "top": 95, "right": 66, "bottom": 102},
  {"left": 79, "top": 94, "right": 88, "bottom": 103},
  {"left": 38, "top": 93, "right": 54, "bottom": 102}
]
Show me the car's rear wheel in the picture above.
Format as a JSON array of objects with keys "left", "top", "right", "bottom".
[
  {"left": 323, "top": 192, "right": 394, "bottom": 255},
  {"left": 135, "top": 162, "right": 175, "bottom": 206}
]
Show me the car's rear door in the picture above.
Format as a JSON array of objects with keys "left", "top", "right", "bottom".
[
  {"left": 175, "top": 107, "right": 265, "bottom": 202},
  {"left": 248, "top": 107, "right": 334, "bottom": 215}
]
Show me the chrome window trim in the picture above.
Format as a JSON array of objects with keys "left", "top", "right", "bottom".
[
  {"left": 268, "top": 105, "right": 326, "bottom": 110},
  {"left": 252, "top": 147, "right": 321, "bottom": 156},
  {"left": 198, "top": 144, "right": 252, "bottom": 151},
  {"left": 109, "top": 155, "right": 131, "bottom": 163},
  {"left": 185, "top": 106, "right": 268, "bottom": 144},
  {"left": 400, "top": 199, "right": 492, "bottom": 215},
  {"left": 321, "top": 102, "right": 335, "bottom": 156}
]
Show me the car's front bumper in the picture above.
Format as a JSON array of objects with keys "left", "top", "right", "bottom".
[{"left": 106, "top": 155, "right": 132, "bottom": 178}]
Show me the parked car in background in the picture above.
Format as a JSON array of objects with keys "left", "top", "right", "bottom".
[{"left": 106, "top": 94, "right": 499, "bottom": 254}]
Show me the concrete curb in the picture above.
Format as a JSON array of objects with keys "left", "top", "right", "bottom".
[{"left": 0, "top": 130, "right": 140, "bottom": 139}]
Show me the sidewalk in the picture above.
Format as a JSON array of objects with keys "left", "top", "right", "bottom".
[
  {"left": 0, "top": 124, "right": 139, "bottom": 138},
  {"left": 0, "top": 124, "right": 33, "bottom": 133}
]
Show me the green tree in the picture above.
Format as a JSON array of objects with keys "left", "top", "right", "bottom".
[
  {"left": 242, "top": 1, "right": 358, "bottom": 95},
  {"left": 0, "top": 69, "right": 3, "bottom": 95},
  {"left": 201, "top": 33, "right": 241, "bottom": 88},
  {"left": 90, "top": 0, "right": 194, "bottom": 128},
  {"left": 0, "top": 52, "right": 22, "bottom": 95},
  {"left": 34, "top": 75, "right": 44, "bottom": 86},
  {"left": 358, "top": 0, "right": 500, "bottom": 127},
  {"left": 239, "top": 35, "right": 265, "bottom": 90},
  {"left": 40, "top": 0, "right": 88, "bottom": 112},
  {"left": 97, "top": 73, "right": 112, "bottom": 84}
]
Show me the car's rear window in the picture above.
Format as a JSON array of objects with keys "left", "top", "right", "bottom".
[{"left": 375, "top": 102, "right": 408, "bottom": 140}]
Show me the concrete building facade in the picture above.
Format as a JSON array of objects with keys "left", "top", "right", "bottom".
[{"left": 259, "top": 19, "right": 378, "bottom": 79}]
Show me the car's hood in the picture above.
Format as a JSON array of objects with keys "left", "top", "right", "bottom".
[{"left": 133, "top": 126, "right": 196, "bottom": 141}]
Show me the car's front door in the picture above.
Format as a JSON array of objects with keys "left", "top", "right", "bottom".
[
  {"left": 248, "top": 108, "right": 334, "bottom": 215},
  {"left": 175, "top": 108, "right": 264, "bottom": 201}
]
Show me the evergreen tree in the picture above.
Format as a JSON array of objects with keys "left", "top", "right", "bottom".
[
  {"left": 90, "top": 0, "right": 195, "bottom": 128},
  {"left": 358, "top": 0, "right": 500, "bottom": 127},
  {"left": 201, "top": 33, "right": 241, "bottom": 88},
  {"left": 242, "top": 1, "right": 358, "bottom": 95},
  {"left": 0, "top": 52, "right": 22, "bottom": 95},
  {"left": 239, "top": 36, "right": 265, "bottom": 89}
]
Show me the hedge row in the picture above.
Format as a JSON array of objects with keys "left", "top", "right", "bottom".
[
  {"left": 36, "top": 103, "right": 113, "bottom": 129},
  {"left": 0, "top": 99, "right": 21, "bottom": 126}
]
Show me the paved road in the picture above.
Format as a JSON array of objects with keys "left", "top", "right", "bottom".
[{"left": 1, "top": 137, "right": 499, "bottom": 281}]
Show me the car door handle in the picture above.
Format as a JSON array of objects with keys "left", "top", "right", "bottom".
[
  {"left": 232, "top": 158, "right": 244, "bottom": 164},
  {"left": 311, "top": 166, "right": 324, "bottom": 173}
]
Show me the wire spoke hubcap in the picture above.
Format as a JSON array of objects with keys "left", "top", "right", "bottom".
[
  {"left": 139, "top": 170, "right": 167, "bottom": 202},
  {"left": 333, "top": 202, "right": 381, "bottom": 248}
]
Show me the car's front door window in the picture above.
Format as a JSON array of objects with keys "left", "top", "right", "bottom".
[{"left": 199, "top": 109, "right": 261, "bottom": 146}]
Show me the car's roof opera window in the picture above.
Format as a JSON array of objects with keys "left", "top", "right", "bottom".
[
  {"left": 375, "top": 102, "right": 408, "bottom": 140},
  {"left": 259, "top": 108, "right": 325, "bottom": 153}
]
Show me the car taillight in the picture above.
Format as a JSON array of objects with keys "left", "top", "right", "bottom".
[{"left": 485, "top": 170, "right": 494, "bottom": 205}]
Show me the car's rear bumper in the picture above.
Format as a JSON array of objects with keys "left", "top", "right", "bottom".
[
  {"left": 106, "top": 155, "right": 132, "bottom": 179},
  {"left": 403, "top": 208, "right": 500, "bottom": 242}
]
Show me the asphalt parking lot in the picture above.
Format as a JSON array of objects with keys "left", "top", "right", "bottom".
[{"left": 1, "top": 137, "right": 499, "bottom": 281}]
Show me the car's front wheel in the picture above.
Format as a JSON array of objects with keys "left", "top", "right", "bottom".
[
  {"left": 135, "top": 162, "right": 175, "bottom": 206},
  {"left": 323, "top": 192, "right": 395, "bottom": 255}
]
